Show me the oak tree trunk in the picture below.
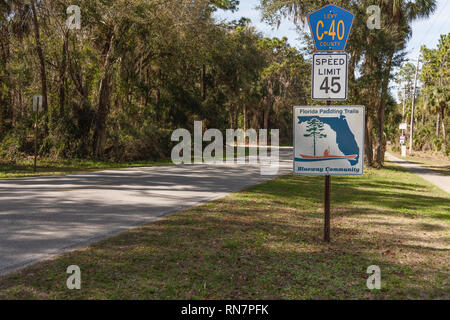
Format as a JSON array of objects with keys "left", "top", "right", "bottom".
[
  {"left": 436, "top": 113, "right": 440, "bottom": 136},
  {"left": 202, "top": 64, "right": 207, "bottom": 101},
  {"left": 93, "top": 32, "right": 115, "bottom": 158},
  {"left": 31, "top": 2, "right": 49, "bottom": 118},
  {"left": 59, "top": 33, "right": 68, "bottom": 117},
  {"left": 263, "top": 79, "right": 274, "bottom": 129},
  {"left": 365, "top": 113, "right": 374, "bottom": 167},
  {"left": 441, "top": 105, "right": 447, "bottom": 152},
  {"left": 374, "top": 54, "right": 393, "bottom": 167}
]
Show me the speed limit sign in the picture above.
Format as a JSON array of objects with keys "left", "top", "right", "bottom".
[{"left": 312, "top": 53, "right": 348, "bottom": 100}]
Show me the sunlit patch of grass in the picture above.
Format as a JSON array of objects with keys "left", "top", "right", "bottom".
[
  {"left": 0, "top": 147, "right": 260, "bottom": 179},
  {"left": 0, "top": 158, "right": 172, "bottom": 179}
]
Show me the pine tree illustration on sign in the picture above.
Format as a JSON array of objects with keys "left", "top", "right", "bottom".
[{"left": 304, "top": 118, "right": 327, "bottom": 156}]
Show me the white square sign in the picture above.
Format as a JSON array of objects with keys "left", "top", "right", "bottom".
[
  {"left": 33, "top": 95, "right": 43, "bottom": 112},
  {"left": 294, "top": 106, "right": 365, "bottom": 176},
  {"left": 312, "top": 53, "right": 348, "bottom": 100}
]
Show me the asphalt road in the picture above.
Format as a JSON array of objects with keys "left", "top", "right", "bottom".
[{"left": 0, "top": 149, "right": 292, "bottom": 276}]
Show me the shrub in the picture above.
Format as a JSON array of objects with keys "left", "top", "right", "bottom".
[{"left": 0, "top": 134, "right": 26, "bottom": 163}]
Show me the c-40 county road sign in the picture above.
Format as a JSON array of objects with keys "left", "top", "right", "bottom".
[
  {"left": 312, "top": 53, "right": 348, "bottom": 100},
  {"left": 308, "top": 4, "right": 355, "bottom": 52},
  {"left": 293, "top": 106, "right": 365, "bottom": 176}
]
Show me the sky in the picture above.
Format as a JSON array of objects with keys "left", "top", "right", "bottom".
[
  {"left": 214, "top": 0, "right": 450, "bottom": 99},
  {"left": 214, "top": 0, "right": 450, "bottom": 59},
  {"left": 213, "top": 1, "right": 303, "bottom": 48}
]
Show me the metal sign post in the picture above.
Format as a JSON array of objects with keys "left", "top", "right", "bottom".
[
  {"left": 324, "top": 175, "right": 331, "bottom": 242},
  {"left": 294, "top": 4, "right": 360, "bottom": 243},
  {"left": 293, "top": 105, "right": 365, "bottom": 243},
  {"left": 34, "top": 115, "right": 37, "bottom": 173},
  {"left": 324, "top": 100, "right": 332, "bottom": 243}
]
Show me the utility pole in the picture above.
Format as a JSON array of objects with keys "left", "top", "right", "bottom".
[
  {"left": 409, "top": 57, "right": 421, "bottom": 154},
  {"left": 402, "top": 85, "right": 406, "bottom": 121},
  {"left": 398, "top": 85, "right": 408, "bottom": 156}
]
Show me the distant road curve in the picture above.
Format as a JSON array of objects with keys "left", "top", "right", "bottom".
[{"left": 385, "top": 152, "right": 450, "bottom": 193}]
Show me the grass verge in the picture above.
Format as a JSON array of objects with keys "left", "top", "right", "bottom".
[
  {"left": 0, "top": 162, "right": 448, "bottom": 299},
  {"left": 0, "top": 147, "right": 260, "bottom": 180},
  {"left": 0, "top": 158, "right": 173, "bottom": 180}
]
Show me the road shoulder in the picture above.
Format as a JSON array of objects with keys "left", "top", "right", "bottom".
[{"left": 385, "top": 152, "right": 450, "bottom": 193}]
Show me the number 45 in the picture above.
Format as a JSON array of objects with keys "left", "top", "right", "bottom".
[{"left": 320, "top": 77, "right": 341, "bottom": 94}]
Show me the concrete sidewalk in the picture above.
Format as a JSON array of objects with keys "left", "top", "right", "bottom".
[{"left": 385, "top": 152, "right": 450, "bottom": 193}]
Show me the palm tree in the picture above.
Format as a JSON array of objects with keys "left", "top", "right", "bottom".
[{"left": 371, "top": 0, "right": 437, "bottom": 166}]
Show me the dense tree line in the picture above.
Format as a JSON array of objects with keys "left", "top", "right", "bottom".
[
  {"left": 1, "top": 0, "right": 444, "bottom": 167},
  {"left": 0, "top": 0, "right": 309, "bottom": 162},
  {"left": 388, "top": 34, "right": 449, "bottom": 154}
]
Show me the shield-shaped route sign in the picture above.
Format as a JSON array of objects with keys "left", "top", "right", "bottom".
[{"left": 308, "top": 5, "right": 355, "bottom": 52}]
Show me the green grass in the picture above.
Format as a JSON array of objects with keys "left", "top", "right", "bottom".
[
  {"left": 0, "top": 158, "right": 173, "bottom": 179},
  {"left": 0, "top": 162, "right": 448, "bottom": 299},
  {"left": 0, "top": 147, "right": 260, "bottom": 180}
]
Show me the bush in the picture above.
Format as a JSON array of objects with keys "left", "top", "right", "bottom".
[
  {"left": 105, "top": 123, "right": 173, "bottom": 162},
  {"left": 430, "top": 136, "right": 443, "bottom": 152},
  {"left": 0, "top": 134, "right": 27, "bottom": 163}
]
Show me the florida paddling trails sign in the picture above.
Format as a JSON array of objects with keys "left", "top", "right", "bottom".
[{"left": 293, "top": 106, "right": 365, "bottom": 176}]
